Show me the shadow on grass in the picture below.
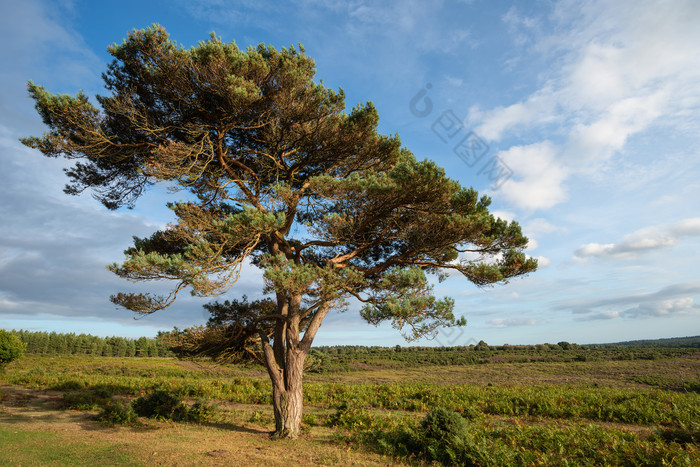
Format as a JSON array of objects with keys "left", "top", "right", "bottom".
[
  {"left": 0, "top": 403, "right": 92, "bottom": 425},
  {"left": 200, "top": 420, "right": 271, "bottom": 435},
  {"left": 75, "top": 417, "right": 272, "bottom": 436},
  {"left": 3, "top": 384, "right": 309, "bottom": 440}
]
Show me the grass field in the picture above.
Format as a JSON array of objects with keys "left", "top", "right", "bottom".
[{"left": 1, "top": 349, "right": 698, "bottom": 465}]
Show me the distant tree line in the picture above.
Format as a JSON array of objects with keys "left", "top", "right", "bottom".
[
  {"left": 9, "top": 330, "right": 174, "bottom": 357},
  {"left": 595, "top": 336, "right": 700, "bottom": 348},
  {"left": 6, "top": 330, "right": 697, "bottom": 363},
  {"left": 315, "top": 335, "right": 700, "bottom": 355},
  {"left": 314, "top": 341, "right": 587, "bottom": 355},
  {"left": 306, "top": 339, "right": 699, "bottom": 373}
]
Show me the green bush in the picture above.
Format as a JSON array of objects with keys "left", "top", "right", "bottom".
[
  {"left": 339, "top": 406, "right": 483, "bottom": 466},
  {"left": 62, "top": 387, "right": 114, "bottom": 411},
  {"left": 63, "top": 393, "right": 101, "bottom": 411},
  {"left": 131, "top": 390, "right": 216, "bottom": 423},
  {"left": 132, "top": 390, "right": 186, "bottom": 420},
  {"left": 417, "top": 407, "right": 471, "bottom": 465},
  {"left": 98, "top": 400, "right": 138, "bottom": 425},
  {"left": 0, "top": 330, "right": 26, "bottom": 368},
  {"left": 185, "top": 399, "right": 218, "bottom": 423}
]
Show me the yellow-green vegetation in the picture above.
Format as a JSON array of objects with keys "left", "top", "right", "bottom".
[{"left": 1, "top": 348, "right": 698, "bottom": 466}]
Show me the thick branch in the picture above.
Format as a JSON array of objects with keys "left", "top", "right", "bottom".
[{"left": 300, "top": 301, "right": 331, "bottom": 352}]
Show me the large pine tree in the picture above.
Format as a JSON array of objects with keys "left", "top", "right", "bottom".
[{"left": 22, "top": 26, "right": 536, "bottom": 438}]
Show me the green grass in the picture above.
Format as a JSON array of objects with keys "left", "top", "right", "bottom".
[{"left": 0, "top": 426, "right": 142, "bottom": 466}]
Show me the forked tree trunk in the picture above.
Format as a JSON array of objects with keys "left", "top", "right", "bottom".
[
  {"left": 270, "top": 347, "right": 306, "bottom": 439},
  {"left": 261, "top": 294, "right": 331, "bottom": 439}
]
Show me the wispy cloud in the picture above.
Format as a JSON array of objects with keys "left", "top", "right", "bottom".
[
  {"left": 575, "top": 298, "right": 699, "bottom": 321},
  {"left": 575, "top": 218, "right": 700, "bottom": 259},
  {"left": 488, "top": 317, "right": 539, "bottom": 328},
  {"left": 555, "top": 281, "right": 700, "bottom": 321},
  {"left": 472, "top": 0, "right": 700, "bottom": 211},
  {"left": 524, "top": 218, "right": 568, "bottom": 236}
]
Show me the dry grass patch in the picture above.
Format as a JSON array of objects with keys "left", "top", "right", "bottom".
[{"left": 0, "top": 386, "right": 402, "bottom": 466}]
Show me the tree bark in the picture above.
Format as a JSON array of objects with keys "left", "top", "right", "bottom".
[
  {"left": 261, "top": 294, "right": 331, "bottom": 438},
  {"left": 270, "top": 346, "right": 306, "bottom": 438},
  {"left": 262, "top": 292, "right": 309, "bottom": 439}
]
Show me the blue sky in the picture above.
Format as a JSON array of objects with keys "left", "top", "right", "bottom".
[{"left": 1, "top": 0, "right": 699, "bottom": 346}]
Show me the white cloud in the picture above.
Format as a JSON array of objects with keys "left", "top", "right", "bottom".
[
  {"left": 0, "top": 0, "right": 102, "bottom": 131},
  {"left": 488, "top": 318, "right": 539, "bottom": 328},
  {"left": 575, "top": 218, "right": 700, "bottom": 259},
  {"left": 501, "top": 5, "right": 542, "bottom": 48},
  {"left": 525, "top": 218, "right": 568, "bottom": 235},
  {"left": 495, "top": 142, "right": 569, "bottom": 210},
  {"left": 473, "top": 86, "right": 558, "bottom": 142},
  {"left": 621, "top": 297, "right": 697, "bottom": 319},
  {"left": 575, "top": 310, "right": 620, "bottom": 321},
  {"left": 491, "top": 210, "right": 516, "bottom": 222},
  {"left": 521, "top": 219, "right": 566, "bottom": 260},
  {"left": 557, "top": 281, "right": 700, "bottom": 321},
  {"left": 525, "top": 239, "right": 538, "bottom": 250},
  {"left": 473, "top": 0, "right": 700, "bottom": 211},
  {"left": 564, "top": 90, "right": 668, "bottom": 171},
  {"left": 576, "top": 298, "right": 700, "bottom": 321}
]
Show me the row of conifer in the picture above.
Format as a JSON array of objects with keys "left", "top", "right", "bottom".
[{"left": 9, "top": 330, "right": 173, "bottom": 357}]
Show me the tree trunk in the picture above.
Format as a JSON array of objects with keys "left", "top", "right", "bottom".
[
  {"left": 270, "top": 347, "right": 306, "bottom": 439},
  {"left": 261, "top": 294, "right": 331, "bottom": 439}
]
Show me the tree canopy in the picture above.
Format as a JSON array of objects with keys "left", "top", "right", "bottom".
[{"left": 22, "top": 25, "right": 537, "bottom": 437}]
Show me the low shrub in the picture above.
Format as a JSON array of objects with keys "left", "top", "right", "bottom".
[
  {"left": 62, "top": 387, "right": 114, "bottom": 410},
  {"left": 98, "top": 400, "right": 138, "bottom": 425},
  {"left": 415, "top": 407, "right": 471, "bottom": 466},
  {"left": 62, "top": 393, "right": 101, "bottom": 411},
  {"left": 132, "top": 390, "right": 217, "bottom": 423},
  {"left": 185, "top": 399, "right": 218, "bottom": 423},
  {"left": 132, "top": 390, "right": 186, "bottom": 420}
]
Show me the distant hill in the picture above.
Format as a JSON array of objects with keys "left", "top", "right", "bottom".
[{"left": 593, "top": 336, "right": 700, "bottom": 348}]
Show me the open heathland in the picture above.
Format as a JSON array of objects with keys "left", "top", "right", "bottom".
[{"left": 1, "top": 343, "right": 698, "bottom": 466}]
